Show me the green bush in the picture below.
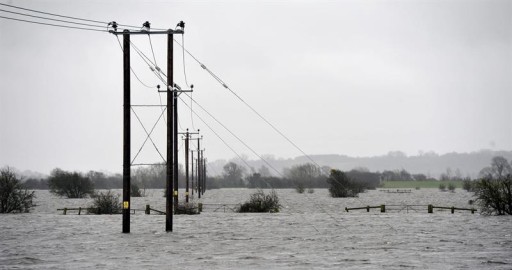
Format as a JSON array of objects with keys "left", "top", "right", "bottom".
[
  {"left": 131, "top": 183, "right": 145, "bottom": 197},
  {"left": 0, "top": 168, "right": 35, "bottom": 213},
  {"left": 474, "top": 175, "right": 512, "bottom": 215},
  {"left": 448, "top": 183, "right": 456, "bottom": 192},
  {"left": 48, "top": 168, "right": 94, "bottom": 198},
  {"left": 238, "top": 189, "right": 281, "bottom": 213},
  {"left": 295, "top": 182, "right": 305, "bottom": 194},
  {"left": 88, "top": 190, "right": 122, "bottom": 214},
  {"left": 439, "top": 183, "right": 446, "bottom": 191},
  {"left": 327, "top": 169, "right": 365, "bottom": 198},
  {"left": 463, "top": 179, "right": 475, "bottom": 192}
]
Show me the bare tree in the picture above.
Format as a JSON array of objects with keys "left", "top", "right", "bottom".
[
  {"left": 48, "top": 168, "right": 94, "bottom": 198},
  {"left": 0, "top": 167, "right": 35, "bottom": 213},
  {"left": 491, "top": 156, "right": 511, "bottom": 178},
  {"left": 222, "top": 162, "right": 247, "bottom": 187},
  {"left": 474, "top": 157, "right": 512, "bottom": 215}
]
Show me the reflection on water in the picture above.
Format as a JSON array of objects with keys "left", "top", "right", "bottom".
[{"left": 0, "top": 189, "right": 511, "bottom": 269}]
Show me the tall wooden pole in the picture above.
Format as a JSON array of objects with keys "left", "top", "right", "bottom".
[
  {"left": 173, "top": 79, "right": 179, "bottom": 210},
  {"left": 185, "top": 130, "right": 190, "bottom": 202},
  {"left": 122, "top": 30, "right": 131, "bottom": 234},
  {"left": 166, "top": 33, "right": 174, "bottom": 232},
  {"left": 203, "top": 157, "right": 207, "bottom": 194},
  {"left": 191, "top": 150, "right": 194, "bottom": 196},
  {"left": 197, "top": 137, "right": 201, "bottom": 199}
]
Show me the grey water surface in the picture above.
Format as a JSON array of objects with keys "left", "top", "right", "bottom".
[{"left": 1, "top": 189, "right": 511, "bottom": 269}]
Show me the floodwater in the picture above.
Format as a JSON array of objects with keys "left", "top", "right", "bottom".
[{"left": 1, "top": 188, "right": 511, "bottom": 269}]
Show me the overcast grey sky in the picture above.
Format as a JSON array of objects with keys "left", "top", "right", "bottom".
[{"left": 0, "top": 0, "right": 511, "bottom": 174}]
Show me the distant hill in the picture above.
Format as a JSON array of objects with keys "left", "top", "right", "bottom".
[{"left": 208, "top": 150, "right": 512, "bottom": 179}]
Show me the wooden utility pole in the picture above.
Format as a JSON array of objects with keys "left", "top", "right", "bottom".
[
  {"left": 180, "top": 129, "right": 199, "bottom": 203},
  {"left": 122, "top": 30, "right": 131, "bottom": 234},
  {"left": 166, "top": 32, "right": 174, "bottom": 232},
  {"left": 197, "top": 137, "right": 202, "bottom": 198},
  {"left": 173, "top": 82, "right": 179, "bottom": 210},
  {"left": 184, "top": 130, "right": 190, "bottom": 202},
  {"left": 113, "top": 22, "right": 184, "bottom": 233},
  {"left": 201, "top": 151, "right": 206, "bottom": 195},
  {"left": 191, "top": 150, "right": 194, "bottom": 196}
]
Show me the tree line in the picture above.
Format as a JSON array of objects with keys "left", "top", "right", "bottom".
[
  {"left": 1, "top": 156, "right": 511, "bottom": 215},
  {"left": 20, "top": 163, "right": 466, "bottom": 191}
]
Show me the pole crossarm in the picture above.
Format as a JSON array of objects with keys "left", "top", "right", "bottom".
[{"left": 110, "top": 29, "right": 184, "bottom": 35}]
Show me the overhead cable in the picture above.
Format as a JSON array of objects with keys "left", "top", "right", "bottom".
[
  {"left": 0, "top": 2, "right": 163, "bottom": 30},
  {"left": 0, "top": 8, "right": 106, "bottom": 28},
  {"left": 172, "top": 39, "right": 324, "bottom": 172},
  {"left": 0, "top": 15, "right": 107, "bottom": 32}
]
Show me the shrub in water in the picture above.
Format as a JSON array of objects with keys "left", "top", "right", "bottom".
[
  {"left": 175, "top": 203, "right": 200, "bottom": 215},
  {"left": 48, "top": 168, "right": 94, "bottom": 198},
  {"left": 295, "top": 182, "right": 305, "bottom": 194},
  {"left": 131, "top": 183, "right": 145, "bottom": 197},
  {"left": 238, "top": 189, "right": 281, "bottom": 213},
  {"left": 474, "top": 175, "right": 512, "bottom": 215},
  {"left": 448, "top": 183, "right": 456, "bottom": 192},
  {"left": 439, "top": 183, "right": 446, "bottom": 191},
  {"left": 327, "top": 169, "right": 365, "bottom": 198},
  {"left": 0, "top": 168, "right": 35, "bottom": 213},
  {"left": 463, "top": 179, "right": 475, "bottom": 192},
  {"left": 89, "top": 190, "right": 122, "bottom": 214}
]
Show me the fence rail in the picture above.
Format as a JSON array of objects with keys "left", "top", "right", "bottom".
[
  {"left": 56, "top": 207, "right": 136, "bottom": 215},
  {"left": 379, "top": 189, "right": 413, "bottom": 193},
  {"left": 200, "top": 203, "right": 240, "bottom": 213},
  {"left": 345, "top": 204, "right": 477, "bottom": 214}
]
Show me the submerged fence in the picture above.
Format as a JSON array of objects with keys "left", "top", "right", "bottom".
[
  {"left": 57, "top": 203, "right": 226, "bottom": 215},
  {"left": 345, "top": 204, "right": 477, "bottom": 214}
]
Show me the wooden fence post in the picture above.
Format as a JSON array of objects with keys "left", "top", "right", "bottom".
[
  {"left": 380, "top": 204, "right": 385, "bottom": 213},
  {"left": 63, "top": 208, "right": 67, "bottom": 215},
  {"left": 428, "top": 204, "right": 433, "bottom": 213},
  {"left": 145, "top": 204, "right": 150, "bottom": 215},
  {"left": 78, "top": 207, "right": 81, "bottom": 215}
]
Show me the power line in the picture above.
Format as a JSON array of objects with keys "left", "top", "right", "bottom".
[
  {"left": 0, "top": 8, "right": 106, "bottom": 29},
  {"left": 0, "top": 15, "right": 107, "bottom": 32},
  {"left": 114, "top": 36, "right": 158, "bottom": 88},
  {"left": 0, "top": 2, "right": 160, "bottom": 30},
  {"left": 147, "top": 35, "right": 159, "bottom": 68},
  {"left": 0, "top": 3, "right": 170, "bottom": 32},
  {"left": 121, "top": 34, "right": 286, "bottom": 179},
  {"left": 181, "top": 34, "right": 197, "bottom": 131},
  {"left": 179, "top": 94, "right": 284, "bottom": 178},
  {"left": 0, "top": 2, "right": 107, "bottom": 24},
  {"left": 115, "top": 34, "right": 350, "bottom": 233},
  {"left": 173, "top": 39, "right": 325, "bottom": 172},
  {"left": 177, "top": 97, "right": 257, "bottom": 172}
]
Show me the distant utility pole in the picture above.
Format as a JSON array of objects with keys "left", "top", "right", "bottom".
[
  {"left": 112, "top": 21, "right": 184, "bottom": 233},
  {"left": 196, "top": 136, "right": 203, "bottom": 198},
  {"left": 180, "top": 129, "right": 199, "bottom": 203},
  {"left": 203, "top": 156, "right": 207, "bottom": 195},
  {"left": 191, "top": 150, "right": 194, "bottom": 196}
]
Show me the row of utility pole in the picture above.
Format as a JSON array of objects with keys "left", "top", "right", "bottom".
[
  {"left": 112, "top": 21, "right": 207, "bottom": 234},
  {"left": 180, "top": 130, "right": 207, "bottom": 202}
]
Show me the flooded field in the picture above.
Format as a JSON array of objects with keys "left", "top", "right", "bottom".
[{"left": 1, "top": 188, "right": 511, "bottom": 269}]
